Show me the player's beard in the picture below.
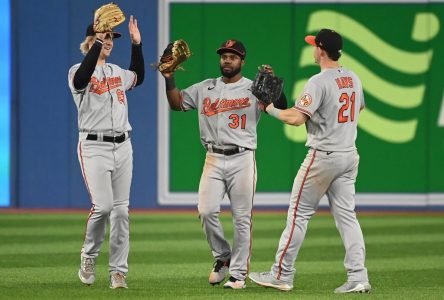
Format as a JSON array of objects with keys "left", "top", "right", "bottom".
[{"left": 220, "top": 65, "right": 241, "bottom": 78}]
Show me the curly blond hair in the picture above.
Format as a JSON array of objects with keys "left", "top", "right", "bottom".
[{"left": 80, "top": 36, "right": 96, "bottom": 55}]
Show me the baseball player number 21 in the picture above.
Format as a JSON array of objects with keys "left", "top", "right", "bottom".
[
  {"left": 229, "top": 114, "right": 247, "bottom": 129},
  {"left": 338, "top": 92, "right": 356, "bottom": 123}
]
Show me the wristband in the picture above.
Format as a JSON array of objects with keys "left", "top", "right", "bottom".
[
  {"left": 165, "top": 77, "right": 176, "bottom": 91},
  {"left": 267, "top": 106, "right": 281, "bottom": 119}
]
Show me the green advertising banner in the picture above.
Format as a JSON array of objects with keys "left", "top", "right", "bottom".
[{"left": 157, "top": 0, "right": 444, "bottom": 206}]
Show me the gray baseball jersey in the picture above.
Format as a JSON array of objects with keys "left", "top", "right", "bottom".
[
  {"left": 179, "top": 76, "right": 260, "bottom": 281},
  {"left": 68, "top": 63, "right": 137, "bottom": 133},
  {"left": 180, "top": 76, "right": 261, "bottom": 149},
  {"left": 68, "top": 63, "right": 137, "bottom": 275},
  {"left": 270, "top": 67, "right": 369, "bottom": 284},
  {"left": 295, "top": 67, "right": 365, "bottom": 151}
]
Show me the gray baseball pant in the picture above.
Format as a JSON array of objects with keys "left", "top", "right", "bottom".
[
  {"left": 271, "top": 149, "right": 369, "bottom": 283},
  {"left": 78, "top": 137, "right": 133, "bottom": 274}
]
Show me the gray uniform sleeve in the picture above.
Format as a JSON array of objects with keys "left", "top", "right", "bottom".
[
  {"left": 68, "top": 64, "right": 85, "bottom": 109},
  {"left": 121, "top": 69, "right": 137, "bottom": 91},
  {"left": 179, "top": 82, "right": 201, "bottom": 111},
  {"left": 68, "top": 64, "right": 84, "bottom": 94},
  {"left": 294, "top": 78, "right": 323, "bottom": 118}
]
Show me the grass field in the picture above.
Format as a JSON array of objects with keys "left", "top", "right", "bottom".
[{"left": 1, "top": 211, "right": 443, "bottom": 299}]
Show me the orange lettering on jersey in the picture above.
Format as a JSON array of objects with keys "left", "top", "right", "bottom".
[
  {"left": 116, "top": 89, "right": 125, "bottom": 104},
  {"left": 335, "top": 77, "right": 354, "bottom": 89},
  {"left": 202, "top": 97, "right": 251, "bottom": 116},
  {"left": 89, "top": 76, "right": 123, "bottom": 95}
]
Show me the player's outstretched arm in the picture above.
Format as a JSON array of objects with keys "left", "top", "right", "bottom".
[
  {"left": 128, "top": 16, "right": 144, "bottom": 87},
  {"left": 266, "top": 103, "right": 308, "bottom": 126}
]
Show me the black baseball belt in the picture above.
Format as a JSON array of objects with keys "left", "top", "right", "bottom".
[
  {"left": 86, "top": 132, "right": 130, "bottom": 143},
  {"left": 205, "top": 144, "right": 252, "bottom": 156}
]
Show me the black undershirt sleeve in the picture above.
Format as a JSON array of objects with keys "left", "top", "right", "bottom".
[
  {"left": 73, "top": 39, "right": 103, "bottom": 90},
  {"left": 128, "top": 43, "right": 145, "bottom": 87}
]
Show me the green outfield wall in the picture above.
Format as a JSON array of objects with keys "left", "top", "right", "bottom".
[{"left": 158, "top": 1, "right": 444, "bottom": 205}]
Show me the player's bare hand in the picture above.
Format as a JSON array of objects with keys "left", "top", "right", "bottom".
[
  {"left": 129, "top": 15, "right": 141, "bottom": 45},
  {"left": 259, "top": 102, "right": 266, "bottom": 112},
  {"left": 259, "top": 64, "right": 274, "bottom": 75},
  {"left": 95, "top": 32, "right": 106, "bottom": 41},
  {"left": 160, "top": 71, "right": 174, "bottom": 79},
  {"left": 259, "top": 101, "right": 273, "bottom": 112}
]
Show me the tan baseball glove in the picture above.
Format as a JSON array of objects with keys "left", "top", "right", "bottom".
[
  {"left": 158, "top": 39, "right": 192, "bottom": 73},
  {"left": 93, "top": 2, "right": 126, "bottom": 33}
]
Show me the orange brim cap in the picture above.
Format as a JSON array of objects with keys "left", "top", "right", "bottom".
[{"left": 305, "top": 35, "right": 316, "bottom": 46}]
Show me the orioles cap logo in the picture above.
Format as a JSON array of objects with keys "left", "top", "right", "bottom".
[
  {"left": 225, "top": 40, "right": 236, "bottom": 47},
  {"left": 298, "top": 93, "right": 312, "bottom": 107}
]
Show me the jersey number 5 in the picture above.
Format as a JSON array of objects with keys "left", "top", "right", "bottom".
[
  {"left": 338, "top": 92, "right": 355, "bottom": 123},
  {"left": 228, "top": 114, "right": 246, "bottom": 129}
]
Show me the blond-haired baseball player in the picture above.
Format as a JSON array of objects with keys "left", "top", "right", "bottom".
[{"left": 68, "top": 16, "right": 144, "bottom": 289}]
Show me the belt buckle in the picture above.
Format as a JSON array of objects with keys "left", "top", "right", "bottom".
[{"left": 116, "top": 132, "right": 127, "bottom": 143}]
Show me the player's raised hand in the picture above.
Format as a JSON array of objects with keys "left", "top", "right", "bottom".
[
  {"left": 128, "top": 15, "right": 141, "bottom": 45},
  {"left": 160, "top": 71, "right": 175, "bottom": 79},
  {"left": 259, "top": 64, "right": 274, "bottom": 75}
]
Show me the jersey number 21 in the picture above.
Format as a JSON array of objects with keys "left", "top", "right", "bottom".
[{"left": 338, "top": 92, "right": 356, "bottom": 123}]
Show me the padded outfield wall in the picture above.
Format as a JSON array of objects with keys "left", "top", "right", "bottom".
[
  {"left": 3, "top": 0, "right": 444, "bottom": 208},
  {"left": 6, "top": 0, "right": 158, "bottom": 208},
  {"left": 157, "top": 0, "right": 444, "bottom": 208}
]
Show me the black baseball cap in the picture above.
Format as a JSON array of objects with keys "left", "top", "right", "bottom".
[
  {"left": 305, "top": 28, "right": 342, "bottom": 53},
  {"left": 216, "top": 39, "right": 246, "bottom": 59},
  {"left": 85, "top": 23, "right": 121, "bottom": 39}
]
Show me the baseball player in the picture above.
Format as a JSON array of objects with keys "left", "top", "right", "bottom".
[
  {"left": 67, "top": 16, "right": 144, "bottom": 289},
  {"left": 160, "top": 40, "right": 286, "bottom": 289},
  {"left": 249, "top": 29, "right": 371, "bottom": 293}
]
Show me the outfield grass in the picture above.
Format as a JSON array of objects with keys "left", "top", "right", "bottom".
[{"left": 0, "top": 211, "right": 443, "bottom": 299}]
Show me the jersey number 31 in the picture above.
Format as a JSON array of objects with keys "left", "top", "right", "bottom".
[{"left": 229, "top": 114, "right": 247, "bottom": 129}]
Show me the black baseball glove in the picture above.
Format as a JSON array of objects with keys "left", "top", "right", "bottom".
[{"left": 251, "top": 65, "right": 284, "bottom": 107}]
